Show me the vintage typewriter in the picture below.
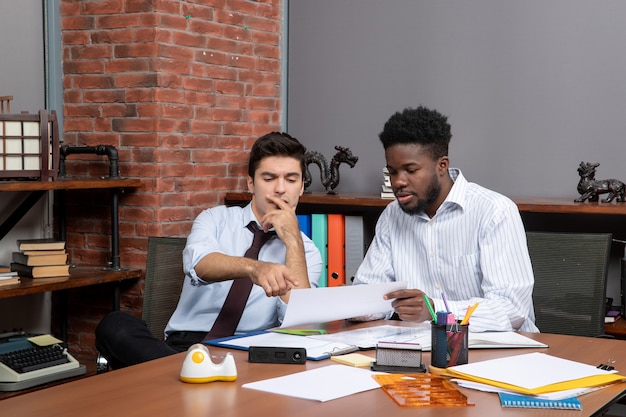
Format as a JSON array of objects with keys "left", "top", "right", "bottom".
[{"left": 0, "top": 332, "right": 86, "bottom": 391}]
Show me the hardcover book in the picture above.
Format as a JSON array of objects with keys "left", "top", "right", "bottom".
[
  {"left": 10, "top": 263, "right": 70, "bottom": 278},
  {"left": 0, "top": 276, "right": 20, "bottom": 287},
  {"left": 12, "top": 252, "right": 68, "bottom": 266},
  {"left": 17, "top": 239, "right": 66, "bottom": 251}
]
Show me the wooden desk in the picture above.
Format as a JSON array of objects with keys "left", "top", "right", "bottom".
[{"left": 2, "top": 321, "right": 625, "bottom": 416}]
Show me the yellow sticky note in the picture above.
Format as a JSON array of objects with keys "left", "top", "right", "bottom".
[
  {"left": 330, "top": 353, "right": 374, "bottom": 368},
  {"left": 28, "top": 334, "right": 63, "bottom": 346}
]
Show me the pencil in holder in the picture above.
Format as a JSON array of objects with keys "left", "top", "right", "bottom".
[{"left": 430, "top": 320, "right": 469, "bottom": 368}]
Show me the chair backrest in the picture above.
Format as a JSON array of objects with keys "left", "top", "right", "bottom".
[
  {"left": 526, "top": 231, "right": 611, "bottom": 337},
  {"left": 142, "top": 237, "right": 187, "bottom": 340}
]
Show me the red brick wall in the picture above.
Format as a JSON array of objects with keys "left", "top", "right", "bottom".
[{"left": 56, "top": 0, "right": 283, "bottom": 358}]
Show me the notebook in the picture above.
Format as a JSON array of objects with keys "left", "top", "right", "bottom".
[
  {"left": 205, "top": 330, "right": 356, "bottom": 360},
  {"left": 498, "top": 392, "right": 582, "bottom": 410}
]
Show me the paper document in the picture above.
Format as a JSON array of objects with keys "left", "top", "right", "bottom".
[
  {"left": 309, "top": 324, "right": 430, "bottom": 349},
  {"left": 308, "top": 324, "right": 548, "bottom": 351},
  {"left": 468, "top": 332, "right": 548, "bottom": 349},
  {"left": 445, "top": 352, "right": 626, "bottom": 395},
  {"left": 242, "top": 365, "right": 381, "bottom": 402},
  {"left": 281, "top": 282, "right": 407, "bottom": 328},
  {"left": 452, "top": 379, "right": 607, "bottom": 400}
]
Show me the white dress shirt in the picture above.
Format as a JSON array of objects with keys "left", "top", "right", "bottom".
[
  {"left": 354, "top": 168, "right": 539, "bottom": 333},
  {"left": 165, "top": 203, "right": 323, "bottom": 339}
]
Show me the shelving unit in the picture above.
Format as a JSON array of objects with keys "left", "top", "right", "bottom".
[
  {"left": 0, "top": 178, "right": 141, "bottom": 269},
  {"left": 0, "top": 178, "right": 143, "bottom": 339}
]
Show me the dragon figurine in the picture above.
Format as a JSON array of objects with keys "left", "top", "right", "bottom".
[
  {"left": 575, "top": 161, "right": 625, "bottom": 203},
  {"left": 304, "top": 146, "right": 358, "bottom": 194}
]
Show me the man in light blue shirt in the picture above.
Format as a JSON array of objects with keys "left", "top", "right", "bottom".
[
  {"left": 353, "top": 106, "right": 538, "bottom": 333},
  {"left": 96, "top": 132, "right": 322, "bottom": 368}
]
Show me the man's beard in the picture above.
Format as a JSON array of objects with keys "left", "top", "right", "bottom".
[{"left": 399, "top": 174, "right": 441, "bottom": 216}]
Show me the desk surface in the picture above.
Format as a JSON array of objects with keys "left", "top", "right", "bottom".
[
  {"left": 2, "top": 321, "right": 626, "bottom": 417},
  {"left": 0, "top": 267, "right": 142, "bottom": 299}
]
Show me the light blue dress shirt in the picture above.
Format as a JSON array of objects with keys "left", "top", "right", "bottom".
[
  {"left": 354, "top": 169, "right": 539, "bottom": 333},
  {"left": 164, "top": 203, "right": 323, "bottom": 339}
]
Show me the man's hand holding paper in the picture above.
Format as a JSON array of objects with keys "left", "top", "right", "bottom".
[{"left": 281, "top": 282, "right": 407, "bottom": 327}]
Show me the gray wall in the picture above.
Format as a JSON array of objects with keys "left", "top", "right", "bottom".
[
  {"left": 0, "top": 0, "right": 51, "bottom": 334},
  {"left": 0, "top": 0, "right": 45, "bottom": 113},
  {"left": 287, "top": 0, "right": 626, "bottom": 198}
]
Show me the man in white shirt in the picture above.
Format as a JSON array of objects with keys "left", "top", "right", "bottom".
[
  {"left": 353, "top": 106, "right": 538, "bottom": 333},
  {"left": 96, "top": 132, "right": 322, "bottom": 368}
]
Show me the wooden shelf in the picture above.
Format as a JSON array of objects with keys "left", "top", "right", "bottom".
[
  {"left": 0, "top": 178, "right": 142, "bottom": 192},
  {"left": 225, "top": 191, "right": 393, "bottom": 208},
  {"left": 513, "top": 197, "right": 626, "bottom": 216},
  {"left": 0, "top": 267, "right": 143, "bottom": 299},
  {"left": 226, "top": 192, "right": 626, "bottom": 216}
]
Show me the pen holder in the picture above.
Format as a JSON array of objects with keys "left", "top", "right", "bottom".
[{"left": 430, "top": 320, "right": 468, "bottom": 368}]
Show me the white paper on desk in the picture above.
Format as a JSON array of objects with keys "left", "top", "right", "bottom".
[
  {"left": 281, "top": 282, "right": 407, "bottom": 328},
  {"left": 452, "top": 379, "right": 606, "bottom": 400},
  {"left": 308, "top": 324, "right": 547, "bottom": 351},
  {"left": 448, "top": 352, "right": 618, "bottom": 390},
  {"left": 468, "top": 332, "right": 548, "bottom": 349},
  {"left": 242, "top": 365, "right": 381, "bottom": 402},
  {"left": 308, "top": 323, "right": 431, "bottom": 349}
]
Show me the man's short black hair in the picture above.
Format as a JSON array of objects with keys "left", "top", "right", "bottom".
[
  {"left": 379, "top": 106, "right": 451, "bottom": 160},
  {"left": 248, "top": 132, "right": 307, "bottom": 178}
]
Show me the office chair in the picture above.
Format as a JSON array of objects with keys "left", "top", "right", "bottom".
[
  {"left": 142, "top": 236, "right": 187, "bottom": 339},
  {"left": 526, "top": 231, "right": 612, "bottom": 337},
  {"left": 97, "top": 237, "right": 186, "bottom": 373}
]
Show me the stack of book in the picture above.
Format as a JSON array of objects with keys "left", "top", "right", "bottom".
[
  {"left": 381, "top": 167, "right": 393, "bottom": 199},
  {"left": 0, "top": 265, "right": 19, "bottom": 287},
  {"left": 10, "top": 239, "right": 70, "bottom": 279}
]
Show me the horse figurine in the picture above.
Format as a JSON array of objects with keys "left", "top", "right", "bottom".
[
  {"left": 575, "top": 161, "right": 625, "bottom": 203},
  {"left": 304, "top": 146, "right": 358, "bottom": 194}
]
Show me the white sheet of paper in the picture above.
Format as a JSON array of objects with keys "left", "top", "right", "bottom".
[
  {"left": 307, "top": 324, "right": 547, "bottom": 351},
  {"left": 449, "top": 352, "right": 616, "bottom": 390},
  {"left": 308, "top": 323, "right": 430, "bottom": 349},
  {"left": 452, "top": 379, "right": 606, "bottom": 400},
  {"left": 281, "top": 282, "right": 407, "bottom": 328},
  {"left": 242, "top": 365, "right": 381, "bottom": 402},
  {"left": 468, "top": 332, "right": 548, "bottom": 349}
]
